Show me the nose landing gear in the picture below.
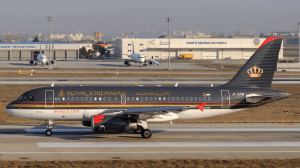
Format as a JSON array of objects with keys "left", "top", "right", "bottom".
[{"left": 45, "top": 120, "right": 53, "bottom": 136}]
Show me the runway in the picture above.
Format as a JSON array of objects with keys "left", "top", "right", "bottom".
[
  {"left": 0, "top": 77, "right": 300, "bottom": 85},
  {"left": 1, "top": 123, "right": 300, "bottom": 161}
]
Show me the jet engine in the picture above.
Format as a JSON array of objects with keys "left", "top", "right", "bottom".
[
  {"left": 82, "top": 121, "right": 91, "bottom": 127},
  {"left": 51, "top": 60, "right": 55, "bottom": 64},
  {"left": 91, "top": 115, "right": 137, "bottom": 133},
  {"left": 29, "top": 60, "right": 34, "bottom": 65}
]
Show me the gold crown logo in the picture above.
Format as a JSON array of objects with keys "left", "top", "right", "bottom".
[
  {"left": 247, "top": 65, "right": 263, "bottom": 78},
  {"left": 58, "top": 89, "right": 65, "bottom": 97}
]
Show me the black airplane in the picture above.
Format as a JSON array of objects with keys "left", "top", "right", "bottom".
[{"left": 6, "top": 37, "right": 289, "bottom": 138}]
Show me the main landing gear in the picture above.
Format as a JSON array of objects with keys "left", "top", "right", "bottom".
[
  {"left": 133, "top": 121, "right": 152, "bottom": 138},
  {"left": 45, "top": 120, "right": 53, "bottom": 136}
]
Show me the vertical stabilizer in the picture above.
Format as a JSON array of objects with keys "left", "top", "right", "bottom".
[{"left": 222, "top": 37, "right": 282, "bottom": 89}]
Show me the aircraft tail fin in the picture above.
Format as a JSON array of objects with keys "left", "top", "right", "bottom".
[{"left": 222, "top": 37, "right": 282, "bottom": 89}]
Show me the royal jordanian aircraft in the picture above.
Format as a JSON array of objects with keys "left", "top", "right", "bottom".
[
  {"left": 29, "top": 45, "right": 54, "bottom": 66},
  {"left": 124, "top": 42, "right": 162, "bottom": 66},
  {"left": 7, "top": 37, "right": 289, "bottom": 138}
]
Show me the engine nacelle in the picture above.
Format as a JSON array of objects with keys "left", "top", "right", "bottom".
[
  {"left": 29, "top": 60, "right": 34, "bottom": 64},
  {"left": 82, "top": 121, "right": 91, "bottom": 127},
  {"left": 91, "top": 115, "right": 137, "bottom": 133},
  {"left": 51, "top": 60, "right": 55, "bottom": 64},
  {"left": 124, "top": 61, "right": 129, "bottom": 65}
]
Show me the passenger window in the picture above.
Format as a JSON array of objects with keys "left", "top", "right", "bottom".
[
  {"left": 127, "top": 97, "right": 130, "bottom": 101},
  {"left": 99, "top": 97, "right": 102, "bottom": 101},
  {"left": 150, "top": 97, "right": 153, "bottom": 101},
  {"left": 103, "top": 97, "right": 106, "bottom": 101},
  {"left": 208, "top": 97, "right": 211, "bottom": 101},
  {"left": 136, "top": 97, "right": 139, "bottom": 101},
  {"left": 186, "top": 97, "right": 189, "bottom": 101},
  {"left": 168, "top": 97, "right": 171, "bottom": 101},
  {"left": 203, "top": 97, "right": 206, "bottom": 101},
  {"left": 154, "top": 97, "right": 157, "bottom": 101},
  {"left": 62, "top": 97, "right": 65, "bottom": 101},
  {"left": 194, "top": 97, "right": 197, "bottom": 101},
  {"left": 181, "top": 97, "right": 184, "bottom": 101},
  {"left": 145, "top": 97, "right": 148, "bottom": 101},
  {"left": 85, "top": 97, "right": 88, "bottom": 101},
  {"left": 190, "top": 97, "right": 193, "bottom": 101},
  {"left": 158, "top": 97, "right": 162, "bottom": 101},
  {"left": 71, "top": 97, "right": 75, "bottom": 101},
  {"left": 141, "top": 97, "right": 144, "bottom": 101},
  {"left": 177, "top": 97, "right": 180, "bottom": 101},
  {"left": 132, "top": 97, "right": 135, "bottom": 101},
  {"left": 55, "top": 97, "right": 58, "bottom": 101},
  {"left": 199, "top": 97, "right": 202, "bottom": 101},
  {"left": 172, "top": 97, "right": 175, "bottom": 101},
  {"left": 76, "top": 97, "right": 79, "bottom": 101},
  {"left": 115, "top": 97, "right": 118, "bottom": 101},
  {"left": 58, "top": 97, "right": 61, "bottom": 101},
  {"left": 163, "top": 97, "right": 166, "bottom": 101},
  {"left": 81, "top": 97, "right": 84, "bottom": 101},
  {"left": 108, "top": 97, "right": 111, "bottom": 101},
  {"left": 94, "top": 97, "right": 97, "bottom": 101},
  {"left": 67, "top": 97, "right": 70, "bottom": 101}
]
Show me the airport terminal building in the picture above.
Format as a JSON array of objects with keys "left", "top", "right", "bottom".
[
  {"left": 0, "top": 42, "right": 92, "bottom": 60},
  {"left": 114, "top": 38, "right": 283, "bottom": 60}
]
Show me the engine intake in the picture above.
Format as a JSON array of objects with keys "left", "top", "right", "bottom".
[{"left": 91, "top": 115, "right": 137, "bottom": 133}]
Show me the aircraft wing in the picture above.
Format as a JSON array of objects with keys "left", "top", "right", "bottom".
[
  {"left": 123, "top": 106, "right": 186, "bottom": 114},
  {"left": 245, "top": 93, "right": 289, "bottom": 103},
  {"left": 150, "top": 59, "right": 162, "bottom": 66}
]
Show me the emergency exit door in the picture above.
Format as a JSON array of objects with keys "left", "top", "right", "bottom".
[
  {"left": 221, "top": 90, "right": 230, "bottom": 107},
  {"left": 45, "top": 90, "right": 54, "bottom": 107}
]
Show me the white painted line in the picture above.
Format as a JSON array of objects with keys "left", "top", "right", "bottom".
[
  {"left": 37, "top": 142, "right": 300, "bottom": 148},
  {"left": 24, "top": 128, "right": 300, "bottom": 133},
  {"left": 0, "top": 151, "right": 300, "bottom": 154}
]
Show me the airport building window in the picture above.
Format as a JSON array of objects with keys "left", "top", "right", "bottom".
[
  {"left": 128, "top": 44, "right": 131, "bottom": 46},
  {"left": 172, "top": 97, "right": 175, "bottom": 101},
  {"left": 108, "top": 97, "right": 111, "bottom": 101},
  {"left": 140, "top": 50, "right": 143, "bottom": 52},
  {"left": 85, "top": 97, "right": 88, "bottom": 101},
  {"left": 140, "top": 44, "right": 143, "bottom": 46},
  {"left": 189, "top": 50, "right": 192, "bottom": 51},
  {"left": 103, "top": 97, "right": 106, "bottom": 101},
  {"left": 76, "top": 97, "right": 79, "bottom": 101},
  {"left": 150, "top": 97, "right": 153, "bottom": 101},
  {"left": 81, "top": 97, "right": 84, "bottom": 101},
  {"left": 71, "top": 97, "right": 75, "bottom": 101},
  {"left": 128, "top": 50, "right": 131, "bottom": 52},
  {"left": 52, "top": 45, "right": 54, "bottom": 49}
]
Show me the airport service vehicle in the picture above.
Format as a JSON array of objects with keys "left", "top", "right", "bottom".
[
  {"left": 124, "top": 42, "right": 162, "bottom": 66},
  {"left": 178, "top": 54, "right": 193, "bottom": 59},
  {"left": 29, "top": 45, "right": 55, "bottom": 66},
  {"left": 6, "top": 37, "right": 289, "bottom": 138}
]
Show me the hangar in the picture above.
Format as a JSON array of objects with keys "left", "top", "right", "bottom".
[
  {"left": 114, "top": 38, "right": 283, "bottom": 60},
  {"left": 0, "top": 42, "right": 92, "bottom": 60}
]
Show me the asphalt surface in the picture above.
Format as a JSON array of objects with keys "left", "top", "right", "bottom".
[
  {"left": 0, "top": 77, "right": 300, "bottom": 85},
  {"left": 1, "top": 123, "right": 300, "bottom": 161}
]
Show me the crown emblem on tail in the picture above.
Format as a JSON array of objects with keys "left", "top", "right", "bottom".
[{"left": 247, "top": 65, "right": 263, "bottom": 78}]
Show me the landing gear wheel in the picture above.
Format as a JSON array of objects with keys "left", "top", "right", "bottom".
[
  {"left": 141, "top": 129, "right": 152, "bottom": 138},
  {"left": 133, "top": 126, "right": 142, "bottom": 134},
  {"left": 45, "top": 129, "right": 52, "bottom": 136}
]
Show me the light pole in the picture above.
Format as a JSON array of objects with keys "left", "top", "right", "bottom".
[
  {"left": 298, "top": 22, "right": 300, "bottom": 63},
  {"left": 47, "top": 16, "right": 52, "bottom": 69},
  {"left": 166, "top": 18, "right": 171, "bottom": 69}
]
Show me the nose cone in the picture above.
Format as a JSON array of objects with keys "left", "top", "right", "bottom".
[{"left": 6, "top": 101, "right": 16, "bottom": 116}]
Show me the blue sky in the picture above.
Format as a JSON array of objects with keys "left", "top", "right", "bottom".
[{"left": 0, "top": 0, "right": 299, "bottom": 38}]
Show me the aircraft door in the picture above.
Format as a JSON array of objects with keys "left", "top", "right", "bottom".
[
  {"left": 221, "top": 90, "right": 230, "bottom": 108},
  {"left": 45, "top": 90, "right": 54, "bottom": 107},
  {"left": 121, "top": 95, "right": 126, "bottom": 104}
]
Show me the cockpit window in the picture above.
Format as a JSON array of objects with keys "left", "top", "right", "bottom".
[
  {"left": 23, "top": 96, "right": 28, "bottom": 100},
  {"left": 29, "top": 96, "right": 34, "bottom": 100}
]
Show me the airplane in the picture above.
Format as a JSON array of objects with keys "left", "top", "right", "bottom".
[
  {"left": 6, "top": 37, "right": 289, "bottom": 138},
  {"left": 29, "top": 45, "right": 55, "bottom": 66},
  {"left": 124, "top": 42, "right": 162, "bottom": 66}
]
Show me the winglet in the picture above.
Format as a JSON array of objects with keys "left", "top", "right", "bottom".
[{"left": 196, "top": 102, "right": 206, "bottom": 111}]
